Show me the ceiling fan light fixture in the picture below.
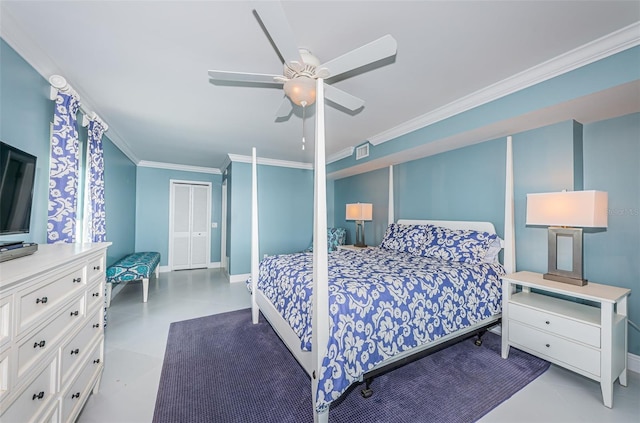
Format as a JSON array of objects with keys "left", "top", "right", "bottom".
[{"left": 284, "top": 77, "right": 316, "bottom": 106}]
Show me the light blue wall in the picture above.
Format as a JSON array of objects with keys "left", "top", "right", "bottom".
[
  {"left": 135, "top": 167, "right": 222, "bottom": 267},
  {"left": 334, "top": 167, "right": 389, "bottom": 246},
  {"left": 583, "top": 113, "right": 639, "bottom": 354},
  {"left": 103, "top": 136, "right": 136, "bottom": 266},
  {"left": 227, "top": 162, "right": 314, "bottom": 275},
  {"left": 0, "top": 38, "right": 53, "bottom": 244}
]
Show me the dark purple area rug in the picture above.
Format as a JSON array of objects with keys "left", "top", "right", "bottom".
[{"left": 153, "top": 308, "right": 549, "bottom": 423}]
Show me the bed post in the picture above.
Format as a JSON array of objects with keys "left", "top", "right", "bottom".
[
  {"left": 503, "top": 135, "right": 516, "bottom": 274},
  {"left": 388, "top": 165, "right": 394, "bottom": 225},
  {"left": 251, "top": 147, "right": 260, "bottom": 324},
  {"left": 312, "top": 79, "right": 330, "bottom": 423}
]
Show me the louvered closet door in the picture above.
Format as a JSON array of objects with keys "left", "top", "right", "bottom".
[
  {"left": 170, "top": 181, "right": 211, "bottom": 271},
  {"left": 171, "top": 184, "right": 191, "bottom": 270},
  {"left": 190, "top": 185, "right": 209, "bottom": 269}
]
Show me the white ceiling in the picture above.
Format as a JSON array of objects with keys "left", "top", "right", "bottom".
[{"left": 1, "top": 1, "right": 639, "bottom": 170}]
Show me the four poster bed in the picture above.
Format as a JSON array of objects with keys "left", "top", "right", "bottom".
[{"left": 249, "top": 80, "right": 516, "bottom": 422}]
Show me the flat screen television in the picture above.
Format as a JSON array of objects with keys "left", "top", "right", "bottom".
[{"left": 0, "top": 141, "right": 37, "bottom": 235}]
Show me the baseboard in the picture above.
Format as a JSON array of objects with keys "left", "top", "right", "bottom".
[
  {"left": 493, "top": 323, "right": 640, "bottom": 374},
  {"left": 208, "top": 262, "right": 221, "bottom": 269},
  {"left": 159, "top": 265, "right": 170, "bottom": 273},
  {"left": 228, "top": 273, "right": 250, "bottom": 283}
]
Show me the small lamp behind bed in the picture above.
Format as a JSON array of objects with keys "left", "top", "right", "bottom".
[
  {"left": 346, "top": 203, "right": 373, "bottom": 248},
  {"left": 526, "top": 190, "right": 608, "bottom": 286}
]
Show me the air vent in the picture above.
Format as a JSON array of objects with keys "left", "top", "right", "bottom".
[{"left": 355, "top": 143, "right": 369, "bottom": 160}]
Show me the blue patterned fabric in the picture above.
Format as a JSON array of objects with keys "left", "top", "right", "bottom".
[
  {"left": 47, "top": 91, "right": 80, "bottom": 243},
  {"left": 86, "top": 119, "right": 107, "bottom": 242},
  {"left": 379, "top": 223, "right": 428, "bottom": 254},
  {"left": 107, "top": 252, "right": 160, "bottom": 283},
  {"left": 305, "top": 227, "right": 347, "bottom": 252},
  {"left": 421, "top": 225, "right": 498, "bottom": 264},
  {"left": 251, "top": 248, "right": 504, "bottom": 412}
]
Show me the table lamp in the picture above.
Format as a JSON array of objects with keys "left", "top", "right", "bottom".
[{"left": 346, "top": 203, "right": 372, "bottom": 248}]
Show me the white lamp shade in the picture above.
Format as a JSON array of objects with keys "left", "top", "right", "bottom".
[
  {"left": 346, "top": 203, "right": 373, "bottom": 221},
  {"left": 526, "top": 190, "right": 608, "bottom": 228}
]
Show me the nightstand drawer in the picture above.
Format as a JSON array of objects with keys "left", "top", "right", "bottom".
[
  {"left": 509, "top": 320, "right": 600, "bottom": 376},
  {"left": 509, "top": 301, "right": 600, "bottom": 348}
]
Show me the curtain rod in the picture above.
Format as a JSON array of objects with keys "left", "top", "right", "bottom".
[{"left": 48, "top": 75, "right": 109, "bottom": 131}]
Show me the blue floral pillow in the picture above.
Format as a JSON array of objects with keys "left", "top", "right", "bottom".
[
  {"left": 379, "top": 223, "right": 428, "bottom": 254},
  {"left": 420, "top": 225, "right": 498, "bottom": 264}
]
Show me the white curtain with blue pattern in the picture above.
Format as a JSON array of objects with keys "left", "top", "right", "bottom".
[
  {"left": 86, "top": 118, "right": 107, "bottom": 242},
  {"left": 47, "top": 91, "right": 80, "bottom": 243}
]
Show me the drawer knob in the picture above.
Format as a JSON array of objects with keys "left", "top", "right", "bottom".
[
  {"left": 545, "top": 343, "right": 551, "bottom": 348},
  {"left": 73, "top": 277, "right": 82, "bottom": 283},
  {"left": 93, "top": 358, "right": 101, "bottom": 364},
  {"left": 70, "top": 348, "right": 80, "bottom": 355},
  {"left": 93, "top": 265, "right": 101, "bottom": 270},
  {"left": 33, "top": 340, "right": 46, "bottom": 348},
  {"left": 545, "top": 320, "right": 550, "bottom": 325},
  {"left": 71, "top": 392, "right": 81, "bottom": 399},
  {"left": 70, "top": 310, "right": 79, "bottom": 317},
  {"left": 92, "top": 292, "right": 100, "bottom": 297},
  {"left": 36, "top": 296, "right": 48, "bottom": 304},
  {"left": 32, "top": 391, "right": 45, "bottom": 400},
  {"left": 93, "top": 323, "right": 100, "bottom": 329}
]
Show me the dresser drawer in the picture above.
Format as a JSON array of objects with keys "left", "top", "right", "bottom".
[
  {"left": 86, "top": 280, "right": 104, "bottom": 312},
  {"left": 87, "top": 255, "right": 105, "bottom": 284},
  {"left": 61, "top": 340, "right": 102, "bottom": 423},
  {"left": 60, "top": 309, "right": 103, "bottom": 385},
  {"left": 17, "top": 266, "right": 86, "bottom": 335},
  {"left": 0, "top": 347, "right": 9, "bottom": 402},
  {"left": 509, "top": 320, "right": 600, "bottom": 376},
  {"left": 0, "top": 356, "right": 56, "bottom": 423},
  {"left": 16, "top": 296, "right": 85, "bottom": 379},
  {"left": 509, "top": 301, "right": 600, "bottom": 348}
]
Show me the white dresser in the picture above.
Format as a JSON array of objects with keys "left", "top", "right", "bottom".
[
  {"left": 0, "top": 242, "right": 110, "bottom": 423},
  {"left": 501, "top": 271, "right": 630, "bottom": 408}
]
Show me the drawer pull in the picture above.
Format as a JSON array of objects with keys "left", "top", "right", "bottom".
[
  {"left": 36, "top": 296, "right": 48, "bottom": 304},
  {"left": 32, "top": 391, "right": 45, "bottom": 400},
  {"left": 93, "top": 323, "right": 100, "bottom": 329},
  {"left": 73, "top": 277, "right": 82, "bottom": 283},
  {"left": 93, "top": 358, "right": 101, "bottom": 364},
  {"left": 71, "top": 392, "right": 81, "bottom": 399},
  {"left": 93, "top": 265, "right": 101, "bottom": 270},
  {"left": 92, "top": 292, "right": 100, "bottom": 297},
  {"left": 70, "top": 310, "right": 79, "bottom": 317},
  {"left": 545, "top": 343, "right": 551, "bottom": 348},
  {"left": 545, "top": 320, "right": 550, "bottom": 325},
  {"left": 70, "top": 348, "right": 80, "bottom": 355},
  {"left": 33, "top": 340, "right": 46, "bottom": 348}
]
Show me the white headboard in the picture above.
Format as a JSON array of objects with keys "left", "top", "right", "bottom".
[{"left": 396, "top": 219, "right": 498, "bottom": 236}]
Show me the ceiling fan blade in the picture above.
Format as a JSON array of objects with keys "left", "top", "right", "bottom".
[
  {"left": 254, "top": 4, "right": 302, "bottom": 64},
  {"left": 319, "top": 34, "right": 397, "bottom": 79},
  {"left": 275, "top": 97, "right": 293, "bottom": 118},
  {"left": 208, "top": 70, "right": 283, "bottom": 85},
  {"left": 324, "top": 84, "right": 365, "bottom": 111}
]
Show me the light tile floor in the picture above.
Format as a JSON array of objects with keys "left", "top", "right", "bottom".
[{"left": 77, "top": 268, "right": 640, "bottom": 422}]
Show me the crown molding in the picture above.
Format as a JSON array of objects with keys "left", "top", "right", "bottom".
[
  {"left": 138, "top": 160, "right": 221, "bottom": 174},
  {"left": 327, "top": 146, "right": 355, "bottom": 164},
  {"left": 227, "top": 154, "right": 313, "bottom": 170},
  {"left": 367, "top": 21, "right": 640, "bottom": 146}
]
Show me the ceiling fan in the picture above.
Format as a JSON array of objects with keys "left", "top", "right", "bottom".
[{"left": 208, "top": 3, "right": 398, "bottom": 118}]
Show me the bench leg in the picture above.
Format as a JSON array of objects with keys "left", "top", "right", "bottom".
[
  {"left": 155, "top": 265, "right": 159, "bottom": 279},
  {"left": 106, "top": 283, "right": 112, "bottom": 308},
  {"left": 143, "top": 278, "right": 149, "bottom": 303}
]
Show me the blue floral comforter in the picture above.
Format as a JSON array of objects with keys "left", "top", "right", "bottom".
[{"left": 253, "top": 247, "right": 504, "bottom": 412}]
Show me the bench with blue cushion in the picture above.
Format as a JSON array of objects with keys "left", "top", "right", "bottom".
[{"left": 106, "top": 252, "right": 160, "bottom": 306}]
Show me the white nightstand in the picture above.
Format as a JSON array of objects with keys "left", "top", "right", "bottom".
[
  {"left": 501, "top": 271, "right": 630, "bottom": 408},
  {"left": 336, "top": 245, "right": 373, "bottom": 251}
]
